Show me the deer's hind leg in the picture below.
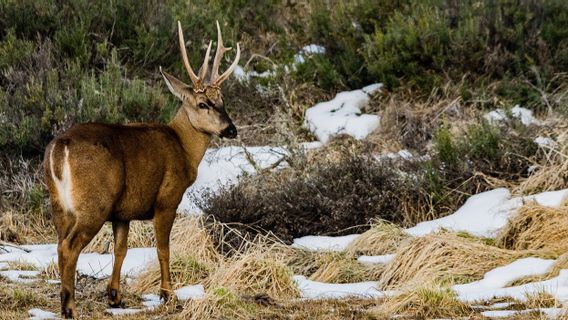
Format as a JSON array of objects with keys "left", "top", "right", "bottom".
[
  {"left": 107, "top": 220, "right": 130, "bottom": 307},
  {"left": 58, "top": 213, "right": 107, "bottom": 318}
]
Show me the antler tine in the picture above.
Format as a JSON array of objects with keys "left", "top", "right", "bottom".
[
  {"left": 177, "top": 21, "right": 201, "bottom": 87},
  {"left": 198, "top": 41, "right": 213, "bottom": 80},
  {"left": 213, "top": 42, "right": 240, "bottom": 85},
  {"left": 211, "top": 20, "right": 232, "bottom": 84}
]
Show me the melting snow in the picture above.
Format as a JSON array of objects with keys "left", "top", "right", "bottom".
[
  {"left": 481, "top": 307, "right": 564, "bottom": 319},
  {"left": 0, "top": 270, "right": 41, "bottom": 283},
  {"left": 357, "top": 254, "right": 396, "bottom": 266},
  {"left": 175, "top": 284, "right": 205, "bottom": 300},
  {"left": 457, "top": 269, "right": 568, "bottom": 304},
  {"left": 406, "top": 188, "right": 568, "bottom": 238},
  {"left": 535, "top": 136, "right": 556, "bottom": 147},
  {"left": 293, "top": 275, "right": 389, "bottom": 299},
  {"left": 105, "top": 308, "right": 145, "bottom": 316},
  {"left": 304, "top": 84, "right": 382, "bottom": 143},
  {"left": 484, "top": 105, "right": 540, "bottom": 126},
  {"left": 177, "top": 143, "right": 322, "bottom": 214},
  {"left": 291, "top": 234, "right": 360, "bottom": 252},
  {"left": 0, "top": 244, "right": 156, "bottom": 279},
  {"left": 28, "top": 308, "right": 58, "bottom": 320},
  {"left": 454, "top": 257, "right": 555, "bottom": 300},
  {"left": 291, "top": 187, "right": 568, "bottom": 252},
  {"left": 141, "top": 294, "right": 162, "bottom": 309}
]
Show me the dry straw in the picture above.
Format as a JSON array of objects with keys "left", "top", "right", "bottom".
[
  {"left": 345, "top": 220, "right": 410, "bottom": 256},
  {"left": 495, "top": 201, "right": 568, "bottom": 255},
  {"left": 374, "top": 283, "right": 472, "bottom": 319},
  {"left": 515, "top": 132, "right": 568, "bottom": 194},
  {"left": 378, "top": 232, "right": 522, "bottom": 289},
  {"left": 133, "top": 216, "right": 220, "bottom": 293},
  {"left": 206, "top": 240, "right": 300, "bottom": 300}
]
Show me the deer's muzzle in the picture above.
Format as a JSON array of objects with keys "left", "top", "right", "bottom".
[{"left": 219, "top": 123, "right": 237, "bottom": 139}]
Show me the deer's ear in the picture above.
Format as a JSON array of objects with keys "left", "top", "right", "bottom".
[{"left": 160, "top": 67, "right": 192, "bottom": 100}]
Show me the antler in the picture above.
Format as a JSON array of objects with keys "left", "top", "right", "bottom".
[
  {"left": 177, "top": 20, "right": 240, "bottom": 89},
  {"left": 178, "top": 21, "right": 201, "bottom": 88},
  {"left": 210, "top": 21, "right": 241, "bottom": 86}
]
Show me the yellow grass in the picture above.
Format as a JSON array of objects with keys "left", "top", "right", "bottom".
[
  {"left": 345, "top": 220, "right": 410, "bottom": 256},
  {"left": 85, "top": 220, "right": 156, "bottom": 253},
  {"left": 374, "top": 283, "right": 472, "bottom": 319},
  {"left": 207, "top": 241, "right": 300, "bottom": 300},
  {"left": 378, "top": 232, "right": 523, "bottom": 289},
  {"left": 132, "top": 216, "right": 220, "bottom": 293},
  {"left": 495, "top": 202, "right": 568, "bottom": 255}
]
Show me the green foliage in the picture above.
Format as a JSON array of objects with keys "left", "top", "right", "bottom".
[
  {"left": 0, "top": 29, "right": 34, "bottom": 69},
  {"left": 364, "top": 0, "right": 568, "bottom": 92},
  {"left": 0, "top": 0, "right": 566, "bottom": 154},
  {"left": 433, "top": 125, "right": 459, "bottom": 166}
]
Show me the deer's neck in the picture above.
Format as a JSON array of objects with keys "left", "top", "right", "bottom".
[{"left": 168, "top": 108, "right": 211, "bottom": 171}]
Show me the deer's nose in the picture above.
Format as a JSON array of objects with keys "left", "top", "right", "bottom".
[{"left": 220, "top": 123, "right": 237, "bottom": 139}]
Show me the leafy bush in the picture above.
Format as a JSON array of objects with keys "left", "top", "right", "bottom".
[{"left": 364, "top": 0, "right": 568, "bottom": 93}]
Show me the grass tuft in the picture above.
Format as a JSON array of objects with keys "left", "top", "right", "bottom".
[
  {"left": 374, "top": 283, "right": 472, "bottom": 319},
  {"left": 379, "top": 232, "right": 523, "bottom": 289},
  {"left": 495, "top": 202, "right": 568, "bottom": 255}
]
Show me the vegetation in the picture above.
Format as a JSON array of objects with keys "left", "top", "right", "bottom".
[{"left": 2, "top": 0, "right": 568, "bottom": 318}]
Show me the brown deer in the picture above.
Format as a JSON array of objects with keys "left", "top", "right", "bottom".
[{"left": 43, "top": 21, "right": 240, "bottom": 318}]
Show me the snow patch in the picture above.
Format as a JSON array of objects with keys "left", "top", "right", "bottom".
[
  {"left": 175, "top": 284, "right": 205, "bottom": 300},
  {"left": 177, "top": 143, "right": 321, "bottom": 214},
  {"left": 293, "top": 275, "right": 389, "bottom": 299},
  {"left": 484, "top": 105, "right": 540, "bottom": 126},
  {"left": 0, "top": 270, "right": 40, "bottom": 283},
  {"left": 456, "top": 269, "right": 568, "bottom": 304},
  {"left": 406, "top": 188, "right": 568, "bottom": 238},
  {"left": 357, "top": 254, "right": 396, "bottom": 266},
  {"left": 28, "top": 308, "right": 58, "bottom": 320},
  {"left": 481, "top": 308, "right": 564, "bottom": 319},
  {"left": 304, "top": 84, "right": 382, "bottom": 143},
  {"left": 454, "top": 257, "right": 555, "bottom": 299},
  {"left": 291, "top": 234, "right": 360, "bottom": 252},
  {"left": 535, "top": 136, "right": 556, "bottom": 147},
  {"left": 105, "top": 308, "right": 145, "bottom": 316},
  {"left": 0, "top": 244, "right": 156, "bottom": 279}
]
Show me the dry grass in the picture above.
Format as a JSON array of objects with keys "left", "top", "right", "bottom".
[
  {"left": 495, "top": 202, "right": 568, "bottom": 255},
  {"left": 306, "top": 252, "right": 371, "bottom": 283},
  {"left": 515, "top": 132, "right": 568, "bottom": 194},
  {"left": 207, "top": 240, "right": 299, "bottom": 300},
  {"left": 132, "top": 216, "right": 220, "bottom": 293},
  {"left": 374, "top": 283, "right": 473, "bottom": 319},
  {"left": 176, "top": 287, "right": 256, "bottom": 320},
  {"left": 85, "top": 220, "right": 156, "bottom": 253},
  {"left": 378, "top": 232, "right": 523, "bottom": 289},
  {"left": 0, "top": 209, "right": 55, "bottom": 245},
  {"left": 346, "top": 220, "right": 410, "bottom": 256},
  {"left": 524, "top": 291, "right": 560, "bottom": 309},
  {"left": 368, "top": 83, "right": 480, "bottom": 154}
]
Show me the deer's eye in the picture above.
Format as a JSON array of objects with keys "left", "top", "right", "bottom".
[{"left": 198, "top": 103, "right": 209, "bottom": 110}]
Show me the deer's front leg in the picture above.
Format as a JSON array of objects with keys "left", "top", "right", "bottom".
[
  {"left": 108, "top": 221, "right": 130, "bottom": 307},
  {"left": 153, "top": 209, "right": 176, "bottom": 301}
]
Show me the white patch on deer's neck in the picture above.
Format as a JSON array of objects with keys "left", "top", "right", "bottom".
[{"left": 50, "top": 145, "right": 75, "bottom": 213}]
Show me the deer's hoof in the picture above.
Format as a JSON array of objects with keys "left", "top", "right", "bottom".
[
  {"left": 61, "top": 290, "right": 77, "bottom": 318},
  {"left": 160, "top": 288, "right": 176, "bottom": 303},
  {"left": 107, "top": 287, "right": 122, "bottom": 307}
]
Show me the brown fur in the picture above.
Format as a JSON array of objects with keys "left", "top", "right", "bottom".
[{"left": 43, "top": 21, "right": 240, "bottom": 318}]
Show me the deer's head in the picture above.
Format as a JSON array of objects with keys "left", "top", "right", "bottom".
[{"left": 161, "top": 21, "right": 240, "bottom": 139}]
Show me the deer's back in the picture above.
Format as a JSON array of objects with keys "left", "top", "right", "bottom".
[{"left": 44, "top": 123, "right": 191, "bottom": 222}]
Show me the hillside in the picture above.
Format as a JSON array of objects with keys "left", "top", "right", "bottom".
[{"left": 2, "top": 0, "right": 568, "bottom": 319}]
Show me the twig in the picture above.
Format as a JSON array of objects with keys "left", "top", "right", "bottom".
[{"left": 0, "top": 241, "right": 31, "bottom": 253}]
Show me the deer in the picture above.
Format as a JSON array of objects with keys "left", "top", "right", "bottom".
[{"left": 43, "top": 21, "right": 240, "bottom": 318}]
